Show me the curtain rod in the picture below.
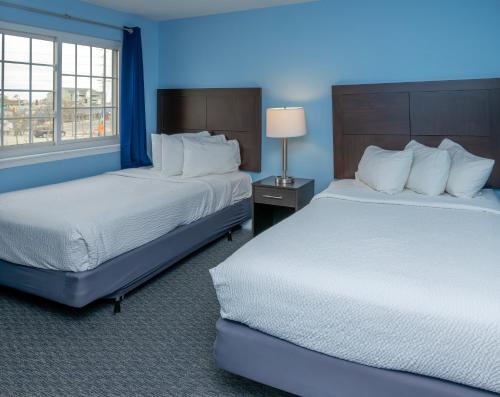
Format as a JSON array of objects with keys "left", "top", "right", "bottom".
[{"left": 0, "top": 1, "right": 134, "bottom": 34}]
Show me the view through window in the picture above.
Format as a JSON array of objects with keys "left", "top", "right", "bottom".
[
  {"left": 1, "top": 33, "right": 55, "bottom": 146},
  {"left": 61, "top": 43, "right": 118, "bottom": 141}
]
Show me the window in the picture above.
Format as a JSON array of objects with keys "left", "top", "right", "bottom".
[{"left": 0, "top": 22, "right": 120, "bottom": 166}]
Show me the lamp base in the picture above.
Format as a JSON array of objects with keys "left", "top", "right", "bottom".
[{"left": 275, "top": 176, "right": 294, "bottom": 186}]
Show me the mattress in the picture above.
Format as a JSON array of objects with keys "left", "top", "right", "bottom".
[
  {"left": 210, "top": 179, "right": 500, "bottom": 394},
  {"left": 0, "top": 199, "right": 251, "bottom": 308},
  {"left": 0, "top": 168, "right": 251, "bottom": 272}
]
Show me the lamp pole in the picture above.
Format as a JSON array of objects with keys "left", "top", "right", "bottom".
[{"left": 277, "top": 137, "right": 293, "bottom": 185}]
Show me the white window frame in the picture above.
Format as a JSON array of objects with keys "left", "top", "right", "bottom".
[{"left": 0, "top": 21, "right": 121, "bottom": 169}]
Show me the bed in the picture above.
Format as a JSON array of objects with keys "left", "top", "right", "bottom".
[
  {"left": 0, "top": 87, "right": 261, "bottom": 312},
  {"left": 210, "top": 78, "right": 500, "bottom": 396}
]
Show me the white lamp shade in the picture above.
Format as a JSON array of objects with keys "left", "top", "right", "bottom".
[{"left": 266, "top": 107, "right": 307, "bottom": 138}]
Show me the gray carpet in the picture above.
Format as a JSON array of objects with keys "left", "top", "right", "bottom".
[{"left": 0, "top": 230, "right": 291, "bottom": 397}]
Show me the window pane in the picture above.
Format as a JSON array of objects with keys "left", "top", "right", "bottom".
[
  {"left": 105, "top": 49, "right": 113, "bottom": 77},
  {"left": 76, "top": 77, "right": 90, "bottom": 106},
  {"left": 91, "top": 78, "right": 104, "bottom": 106},
  {"left": 105, "top": 78, "right": 116, "bottom": 106},
  {"left": 4, "top": 35, "right": 29, "bottom": 62},
  {"left": 61, "top": 109, "right": 76, "bottom": 140},
  {"left": 92, "top": 47, "right": 105, "bottom": 77},
  {"left": 76, "top": 108, "right": 90, "bottom": 139},
  {"left": 76, "top": 45, "right": 90, "bottom": 75},
  {"left": 62, "top": 75, "right": 76, "bottom": 108},
  {"left": 32, "top": 65, "right": 53, "bottom": 90},
  {"left": 62, "top": 43, "right": 75, "bottom": 74},
  {"left": 0, "top": 34, "right": 3, "bottom": 61},
  {"left": 4, "top": 63, "right": 29, "bottom": 90},
  {"left": 3, "top": 91, "right": 29, "bottom": 118},
  {"left": 104, "top": 108, "right": 116, "bottom": 136},
  {"left": 31, "top": 92, "right": 54, "bottom": 118},
  {"left": 3, "top": 119, "right": 29, "bottom": 146},
  {"left": 32, "top": 39, "right": 53, "bottom": 65},
  {"left": 32, "top": 118, "right": 54, "bottom": 143},
  {"left": 92, "top": 108, "right": 104, "bottom": 137}
]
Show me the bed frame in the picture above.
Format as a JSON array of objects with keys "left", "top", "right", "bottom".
[
  {"left": 214, "top": 78, "right": 500, "bottom": 396},
  {"left": 0, "top": 88, "right": 262, "bottom": 313},
  {"left": 215, "top": 319, "right": 497, "bottom": 397}
]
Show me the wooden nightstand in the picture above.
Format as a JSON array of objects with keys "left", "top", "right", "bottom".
[{"left": 252, "top": 177, "right": 315, "bottom": 236}]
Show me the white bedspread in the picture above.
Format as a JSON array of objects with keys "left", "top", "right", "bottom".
[
  {"left": 210, "top": 179, "right": 500, "bottom": 393},
  {"left": 0, "top": 169, "right": 251, "bottom": 272}
]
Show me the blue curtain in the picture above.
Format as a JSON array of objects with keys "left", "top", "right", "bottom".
[{"left": 120, "top": 27, "right": 151, "bottom": 169}]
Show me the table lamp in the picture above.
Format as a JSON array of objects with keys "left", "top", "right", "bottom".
[{"left": 266, "top": 107, "right": 307, "bottom": 186}]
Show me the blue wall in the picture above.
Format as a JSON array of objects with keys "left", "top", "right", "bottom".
[
  {"left": 158, "top": 0, "right": 500, "bottom": 191},
  {"left": 0, "top": 0, "right": 158, "bottom": 193},
  {"left": 2, "top": 0, "right": 500, "bottom": 193}
]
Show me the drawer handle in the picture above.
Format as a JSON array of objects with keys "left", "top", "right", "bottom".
[{"left": 262, "top": 194, "right": 283, "bottom": 200}]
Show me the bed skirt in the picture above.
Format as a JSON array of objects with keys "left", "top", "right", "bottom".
[
  {"left": 214, "top": 318, "right": 498, "bottom": 397},
  {"left": 0, "top": 198, "right": 250, "bottom": 308}
]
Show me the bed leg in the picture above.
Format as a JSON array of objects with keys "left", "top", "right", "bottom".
[
  {"left": 113, "top": 296, "right": 124, "bottom": 315},
  {"left": 227, "top": 230, "right": 233, "bottom": 242}
]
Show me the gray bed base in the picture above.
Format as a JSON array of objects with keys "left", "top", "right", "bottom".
[
  {"left": 0, "top": 199, "right": 250, "bottom": 311},
  {"left": 214, "top": 318, "right": 498, "bottom": 397}
]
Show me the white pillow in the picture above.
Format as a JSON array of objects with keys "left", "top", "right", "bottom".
[
  {"left": 405, "top": 140, "right": 451, "bottom": 196},
  {"left": 161, "top": 132, "right": 221, "bottom": 176},
  {"left": 182, "top": 138, "right": 240, "bottom": 178},
  {"left": 355, "top": 145, "right": 413, "bottom": 194},
  {"left": 438, "top": 138, "right": 494, "bottom": 198},
  {"left": 151, "top": 134, "right": 162, "bottom": 170}
]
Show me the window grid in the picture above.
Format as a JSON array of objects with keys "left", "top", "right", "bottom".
[
  {"left": 0, "top": 32, "right": 56, "bottom": 147},
  {"left": 61, "top": 44, "right": 118, "bottom": 141},
  {"left": 0, "top": 27, "right": 119, "bottom": 152}
]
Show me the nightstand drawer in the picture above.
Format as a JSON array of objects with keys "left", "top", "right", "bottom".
[{"left": 254, "top": 187, "right": 295, "bottom": 207}]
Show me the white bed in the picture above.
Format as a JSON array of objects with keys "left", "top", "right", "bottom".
[
  {"left": 211, "top": 179, "right": 500, "bottom": 394},
  {"left": 0, "top": 168, "right": 251, "bottom": 272}
]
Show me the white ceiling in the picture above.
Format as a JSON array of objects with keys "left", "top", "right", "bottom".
[{"left": 82, "top": 0, "right": 316, "bottom": 21}]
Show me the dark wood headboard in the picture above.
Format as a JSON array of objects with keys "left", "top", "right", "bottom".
[
  {"left": 157, "top": 88, "right": 262, "bottom": 172},
  {"left": 332, "top": 78, "right": 500, "bottom": 187}
]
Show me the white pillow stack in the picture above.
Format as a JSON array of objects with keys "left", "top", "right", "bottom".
[
  {"left": 182, "top": 137, "right": 241, "bottom": 178},
  {"left": 150, "top": 131, "right": 241, "bottom": 177},
  {"left": 404, "top": 140, "right": 451, "bottom": 196},
  {"left": 162, "top": 132, "right": 224, "bottom": 176},
  {"left": 355, "top": 139, "right": 494, "bottom": 198},
  {"left": 151, "top": 134, "right": 163, "bottom": 170},
  {"left": 438, "top": 138, "right": 494, "bottom": 198},
  {"left": 355, "top": 145, "right": 414, "bottom": 194},
  {"left": 151, "top": 131, "right": 210, "bottom": 172}
]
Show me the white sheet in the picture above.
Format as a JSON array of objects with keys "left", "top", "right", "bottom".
[
  {"left": 210, "top": 179, "right": 500, "bottom": 394},
  {"left": 0, "top": 169, "right": 251, "bottom": 272}
]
